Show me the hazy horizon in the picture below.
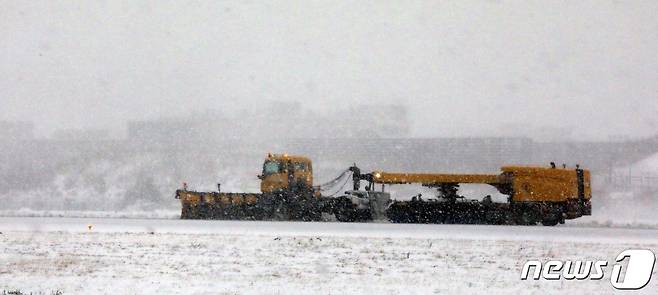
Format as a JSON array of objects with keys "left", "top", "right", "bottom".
[{"left": 2, "top": 1, "right": 657, "bottom": 141}]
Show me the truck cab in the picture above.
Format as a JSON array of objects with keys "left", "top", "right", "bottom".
[{"left": 259, "top": 154, "right": 314, "bottom": 194}]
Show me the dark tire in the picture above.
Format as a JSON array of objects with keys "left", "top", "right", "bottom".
[
  {"left": 484, "top": 210, "right": 505, "bottom": 225},
  {"left": 181, "top": 204, "right": 192, "bottom": 219},
  {"left": 301, "top": 209, "right": 322, "bottom": 222},
  {"left": 197, "top": 203, "right": 211, "bottom": 219},
  {"left": 335, "top": 209, "right": 356, "bottom": 222},
  {"left": 386, "top": 202, "right": 415, "bottom": 223},
  {"left": 541, "top": 219, "right": 559, "bottom": 226},
  {"left": 305, "top": 203, "right": 324, "bottom": 222},
  {"left": 515, "top": 210, "right": 538, "bottom": 225},
  {"left": 272, "top": 203, "right": 290, "bottom": 221},
  {"left": 334, "top": 197, "right": 357, "bottom": 222},
  {"left": 356, "top": 210, "right": 372, "bottom": 222}
]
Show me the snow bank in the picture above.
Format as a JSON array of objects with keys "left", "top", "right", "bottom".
[{"left": 0, "top": 208, "right": 179, "bottom": 219}]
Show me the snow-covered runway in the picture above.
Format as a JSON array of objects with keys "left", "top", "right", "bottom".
[{"left": 1, "top": 217, "right": 657, "bottom": 294}]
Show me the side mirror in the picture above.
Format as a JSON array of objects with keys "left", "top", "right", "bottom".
[{"left": 257, "top": 175, "right": 264, "bottom": 180}]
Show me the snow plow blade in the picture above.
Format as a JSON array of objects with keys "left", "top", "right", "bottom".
[{"left": 175, "top": 190, "right": 267, "bottom": 220}]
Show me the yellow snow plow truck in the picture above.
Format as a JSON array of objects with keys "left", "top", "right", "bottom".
[
  {"left": 176, "top": 153, "right": 320, "bottom": 221},
  {"left": 175, "top": 153, "right": 592, "bottom": 225}
]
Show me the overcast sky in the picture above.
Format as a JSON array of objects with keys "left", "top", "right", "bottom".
[{"left": 1, "top": 1, "right": 657, "bottom": 140}]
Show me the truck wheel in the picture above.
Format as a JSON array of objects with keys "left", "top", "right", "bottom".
[
  {"left": 485, "top": 210, "right": 504, "bottom": 225},
  {"left": 335, "top": 210, "right": 355, "bottom": 222},
  {"left": 273, "top": 209, "right": 289, "bottom": 221},
  {"left": 357, "top": 210, "right": 372, "bottom": 222},
  {"left": 181, "top": 204, "right": 192, "bottom": 219},
  {"left": 515, "top": 210, "right": 538, "bottom": 225},
  {"left": 272, "top": 201, "right": 290, "bottom": 221},
  {"left": 198, "top": 204, "right": 211, "bottom": 219},
  {"left": 334, "top": 198, "right": 357, "bottom": 222},
  {"left": 303, "top": 208, "right": 323, "bottom": 222},
  {"left": 386, "top": 202, "right": 414, "bottom": 223},
  {"left": 541, "top": 219, "right": 559, "bottom": 226}
]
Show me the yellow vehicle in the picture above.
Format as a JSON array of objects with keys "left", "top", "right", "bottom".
[
  {"left": 176, "top": 153, "right": 321, "bottom": 220},
  {"left": 353, "top": 165, "right": 591, "bottom": 225},
  {"left": 259, "top": 154, "right": 313, "bottom": 194},
  {"left": 176, "top": 154, "right": 592, "bottom": 225}
]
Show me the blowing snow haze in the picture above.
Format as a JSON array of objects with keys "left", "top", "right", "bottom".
[
  {"left": 3, "top": 3, "right": 658, "bottom": 293},
  {"left": 1, "top": 1, "right": 658, "bottom": 225},
  {"left": 1, "top": 1, "right": 657, "bottom": 140}
]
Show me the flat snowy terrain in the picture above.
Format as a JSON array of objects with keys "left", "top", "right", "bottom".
[{"left": 1, "top": 218, "right": 657, "bottom": 294}]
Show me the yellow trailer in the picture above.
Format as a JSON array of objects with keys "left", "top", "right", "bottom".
[{"left": 355, "top": 165, "right": 591, "bottom": 225}]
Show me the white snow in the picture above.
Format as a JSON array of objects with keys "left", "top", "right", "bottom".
[
  {"left": 632, "top": 152, "right": 658, "bottom": 173},
  {"left": 3, "top": 206, "right": 658, "bottom": 230},
  {"left": 1, "top": 217, "right": 657, "bottom": 294},
  {"left": 0, "top": 209, "right": 180, "bottom": 220}
]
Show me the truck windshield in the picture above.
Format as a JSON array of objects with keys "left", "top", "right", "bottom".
[
  {"left": 293, "top": 162, "right": 307, "bottom": 171},
  {"left": 263, "top": 160, "right": 281, "bottom": 175}
]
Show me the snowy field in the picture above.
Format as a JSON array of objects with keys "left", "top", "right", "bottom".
[{"left": 1, "top": 218, "right": 657, "bottom": 294}]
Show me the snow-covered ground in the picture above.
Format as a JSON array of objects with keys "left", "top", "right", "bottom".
[
  {"left": 1, "top": 218, "right": 657, "bottom": 294},
  {"left": 2, "top": 205, "right": 658, "bottom": 230},
  {"left": 0, "top": 209, "right": 181, "bottom": 220}
]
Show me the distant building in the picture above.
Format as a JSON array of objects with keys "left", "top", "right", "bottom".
[
  {"left": 288, "top": 103, "right": 411, "bottom": 139},
  {"left": 51, "top": 129, "right": 110, "bottom": 141},
  {"left": 340, "top": 104, "right": 410, "bottom": 138},
  {"left": 124, "top": 103, "right": 411, "bottom": 142},
  {"left": 127, "top": 113, "right": 230, "bottom": 143},
  {"left": 128, "top": 119, "right": 200, "bottom": 142}
]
